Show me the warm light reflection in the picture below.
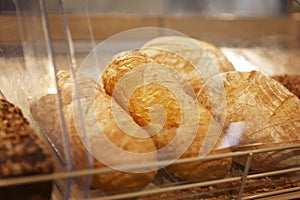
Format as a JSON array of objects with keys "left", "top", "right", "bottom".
[
  {"left": 47, "top": 87, "right": 57, "bottom": 94},
  {"left": 218, "top": 121, "right": 246, "bottom": 148},
  {"left": 221, "top": 48, "right": 259, "bottom": 72},
  {"left": 47, "top": 64, "right": 58, "bottom": 94}
]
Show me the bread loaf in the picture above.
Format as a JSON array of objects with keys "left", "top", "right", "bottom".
[
  {"left": 140, "top": 36, "right": 235, "bottom": 96},
  {"left": 198, "top": 70, "right": 300, "bottom": 171},
  {"left": 0, "top": 99, "right": 54, "bottom": 200},
  {"left": 161, "top": 107, "right": 232, "bottom": 181},
  {"left": 102, "top": 50, "right": 159, "bottom": 97},
  {"left": 102, "top": 50, "right": 193, "bottom": 130},
  {"left": 30, "top": 71, "right": 157, "bottom": 193},
  {"left": 102, "top": 52, "right": 232, "bottom": 181}
]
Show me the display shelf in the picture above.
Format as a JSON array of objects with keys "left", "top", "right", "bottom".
[{"left": 0, "top": 0, "right": 300, "bottom": 199}]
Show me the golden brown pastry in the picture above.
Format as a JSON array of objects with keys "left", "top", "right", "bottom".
[
  {"left": 64, "top": 92, "right": 158, "bottom": 192},
  {"left": 199, "top": 70, "right": 300, "bottom": 171},
  {"left": 102, "top": 50, "right": 193, "bottom": 129},
  {"left": 201, "top": 70, "right": 300, "bottom": 131},
  {"left": 102, "top": 50, "right": 159, "bottom": 97},
  {"left": 129, "top": 83, "right": 182, "bottom": 129},
  {"left": 30, "top": 71, "right": 157, "bottom": 193},
  {"left": 159, "top": 107, "right": 232, "bottom": 181},
  {"left": 102, "top": 52, "right": 232, "bottom": 181},
  {"left": 232, "top": 138, "right": 300, "bottom": 172},
  {"left": 140, "top": 36, "right": 235, "bottom": 96}
]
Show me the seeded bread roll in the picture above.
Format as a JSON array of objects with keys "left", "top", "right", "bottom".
[
  {"left": 140, "top": 36, "right": 235, "bottom": 97},
  {"left": 0, "top": 99, "right": 54, "bottom": 200},
  {"left": 30, "top": 71, "right": 157, "bottom": 193},
  {"left": 102, "top": 52, "right": 232, "bottom": 181},
  {"left": 199, "top": 70, "right": 300, "bottom": 171}
]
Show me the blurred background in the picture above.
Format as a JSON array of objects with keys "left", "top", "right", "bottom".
[
  {"left": 51, "top": 0, "right": 290, "bottom": 16},
  {"left": 0, "top": 0, "right": 299, "bottom": 74},
  {"left": 0, "top": 0, "right": 296, "bottom": 15}
]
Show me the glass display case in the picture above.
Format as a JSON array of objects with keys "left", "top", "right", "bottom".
[{"left": 0, "top": 0, "right": 300, "bottom": 199}]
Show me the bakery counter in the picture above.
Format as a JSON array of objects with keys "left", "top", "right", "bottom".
[{"left": 0, "top": 14, "right": 299, "bottom": 42}]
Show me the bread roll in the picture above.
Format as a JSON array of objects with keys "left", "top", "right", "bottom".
[
  {"left": 64, "top": 93, "right": 158, "bottom": 192},
  {"left": 102, "top": 50, "right": 193, "bottom": 130},
  {"left": 199, "top": 70, "right": 300, "bottom": 171},
  {"left": 30, "top": 70, "right": 102, "bottom": 162},
  {"left": 102, "top": 52, "right": 232, "bottom": 181},
  {"left": 129, "top": 83, "right": 182, "bottom": 129},
  {"left": 232, "top": 139, "right": 300, "bottom": 172},
  {"left": 159, "top": 107, "right": 232, "bottom": 181},
  {"left": 140, "top": 36, "right": 235, "bottom": 96},
  {"left": 102, "top": 50, "right": 159, "bottom": 97},
  {"left": 202, "top": 70, "right": 300, "bottom": 133},
  {"left": 30, "top": 71, "right": 157, "bottom": 193},
  {"left": 0, "top": 99, "right": 54, "bottom": 200}
]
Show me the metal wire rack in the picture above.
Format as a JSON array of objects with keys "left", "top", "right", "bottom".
[{"left": 0, "top": 143, "right": 300, "bottom": 199}]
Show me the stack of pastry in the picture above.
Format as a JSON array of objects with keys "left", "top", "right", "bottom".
[
  {"left": 30, "top": 71, "right": 158, "bottom": 193},
  {"left": 102, "top": 36, "right": 300, "bottom": 175},
  {"left": 29, "top": 35, "right": 300, "bottom": 195},
  {"left": 102, "top": 36, "right": 234, "bottom": 181}
]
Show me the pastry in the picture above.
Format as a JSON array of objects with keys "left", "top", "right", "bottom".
[
  {"left": 140, "top": 36, "right": 235, "bottom": 97},
  {"left": 102, "top": 52, "right": 232, "bottom": 181},
  {"left": 199, "top": 70, "right": 300, "bottom": 171},
  {"left": 30, "top": 71, "right": 158, "bottom": 193},
  {"left": 102, "top": 50, "right": 193, "bottom": 129}
]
